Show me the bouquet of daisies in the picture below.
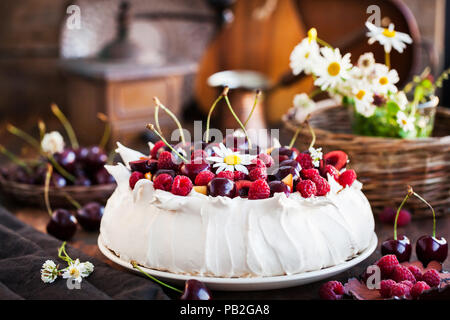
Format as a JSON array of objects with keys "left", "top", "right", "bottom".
[{"left": 288, "top": 23, "right": 449, "bottom": 139}]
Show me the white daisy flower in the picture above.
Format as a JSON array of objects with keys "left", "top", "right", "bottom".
[
  {"left": 393, "top": 91, "right": 409, "bottom": 110},
  {"left": 206, "top": 143, "right": 255, "bottom": 175},
  {"left": 41, "top": 131, "right": 65, "bottom": 155},
  {"left": 373, "top": 64, "right": 399, "bottom": 94},
  {"left": 353, "top": 85, "right": 375, "bottom": 117},
  {"left": 366, "top": 22, "right": 413, "bottom": 53},
  {"left": 314, "top": 47, "right": 352, "bottom": 90},
  {"left": 396, "top": 111, "right": 416, "bottom": 132},
  {"left": 41, "top": 260, "right": 59, "bottom": 283},
  {"left": 289, "top": 37, "right": 321, "bottom": 75},
  {"left": 293, "top": 93, "right": 315, "bottom": 110},
  {"left": 308, "top": 146, "right": 323, "bottom": 167},
  {"left": 357, "top": 52, "right": 376, "bottom": 74},
  {"left": 80, "top": 261, "right": 94, "bottom": 278},
  {"left": 62, "top": 259, "right": 85, "bottom": 283}
]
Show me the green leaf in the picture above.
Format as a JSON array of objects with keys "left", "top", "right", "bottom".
[{"left": 386, "top": 101, "right": 400, "bottom": 115}]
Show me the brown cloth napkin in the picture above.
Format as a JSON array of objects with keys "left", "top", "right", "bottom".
[{"left": 0, "top": 206, "right": 169, "bottom": 300}]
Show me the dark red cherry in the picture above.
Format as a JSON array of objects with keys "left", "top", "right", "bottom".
[
  {"left": 416, "top": 235, "right": 448, "bottom": 266},
  {"left": 323, "top": 150, "right": 348, "bottom": 171},
  {"left": 129, "top": 159, "right": 153, "bottom": 173},
  {"left": 55, "top": 148, "right": 77, "bottom": 173},
  {"left": 235, "top": 180, "right": 252, "bottom": 198},
  {"left": 279, "top": 159, "right": 302, "bottom": 172},
  {"left": 75, "top": 202, "right": 104, "bottom": 231},
  {"left": 381, "top": 235, "right": 412, "bottom": 262},
  {"left": 200, "top": 141, "right": 219, "bottom": 157},
  {"left": 46, "top": 209, "right": 78, "bottom": 241},
  {"left": 85, "top": 146, "right": 108, "bottom": 169},
  {"left": 75, "top": 146, "right": 89, "bottom": 163},
  {"left": 180, "top": 279, "right": 212, "bottom": 300},
  {"left": 147, "top": 159, "right": 158, "bottom": 174},
  {"left": 50, "top": 172, "right": 67, "bottom": 188},
  {"left": 268, "top": 181, "right": 290, "bottom": 197},
  {"left": 180, "top": 162, "right": 210, "bottom": 181},
  {"left": 272, "top": 166, "right": 300, "bottom": 182},
  {"left": 153, "top": 169, "right": 176, "bottom": 180},
  {"left": 207, "top": 177, "right": 236, "bottom": 198},
  {"left": 94, "top": 167, "right": 115, "bottom": 184},
  {"left": 74, "top": 175, "right": 92, "bottom": 186}
]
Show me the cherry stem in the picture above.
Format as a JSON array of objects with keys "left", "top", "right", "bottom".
[
  {"left": 412, "top": 190, "right": 436, "bottom": 238},
  {"left": 44, "top": 164, "right": 53, "bottom": 217},
  {"left": 38, "top": 119, "right": 46, "bottom": 142},
  {"left": 304, "top": 115, "right": 315, "bottom": 149},
  {"left": 154, "top": 104, "right": 163, "bottom": 136},
  {"left": 223, "top": 93, "right": 253, "bottom": 149},
  {"left": 7, "top": 124, "right": 75, "bottom": 182},
  {"left": 243, "top": 90, "right": 261, "bottom": 128},
  {"left": 97, "top": 113, "right": 111, "bottom": 150},
  {"left": 289, "top": 114, "right": 310, "bottom": 149},
  {"left": 0, "top": 144, "right": 31, "bottom": 174},
  {"left": 317, "top": 37, "right": 333, "bottom": 48},
  {"left": 131, "top": 260, "right": 183, "bottom": 294},
  {"left": 62, "top": 192, "right": 82, "bottom": 210},
  {"left": 205, "top": 87, "right": 227, "bottom": 143},
  {"left": 146, "top": 124, "right": 188, "bottom": 163},
  {"left": 153, "top": 97, "right": 186, "bottom": 144},
  {"left": 51, "top": 103, "right": 79, "bottom": 149},
  {"left": 58, "top": 242, "right": 73, "bottom": 263},
  {"left": 393, "top": 186, "right": 414, "bottom": 240}
]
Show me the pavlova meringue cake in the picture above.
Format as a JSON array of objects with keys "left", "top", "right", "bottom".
[{"left": 100, "top": 141, "right": 375, "bottom": 278}]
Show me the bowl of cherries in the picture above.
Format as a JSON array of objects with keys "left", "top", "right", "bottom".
[{"left": 0, "top": 105, "right": 116, "bottom": 207}]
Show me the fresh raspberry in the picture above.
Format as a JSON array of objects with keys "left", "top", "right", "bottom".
[
  {"left": 319, "top": 281, "right": 344, "bottom": 300},
  {"left": 392, "top": 265, "right": 416, "bottom": 283},
  {"left": 379, "top": 279, "right": 396, "bottom": 298},
  {"left": 249, "top": 167, "right": 267, "bottom": 181},
  {"left": 233, "top": 170, "right": 247, "bottom": 181},
  {"left": 399, "top": 280, "right": 414, "bottom": 288},
  {"left": 422, "top": 269, "right": 440, "bottom": 287},
  {"left": 301, "top": 168, "right": 320, "bottom": 180},
  {"left": 158, "top": 151, "right": 177, "bottom": 170},
  {"left": 408, "top": 265, "right": 422, "bottom": 281},
  {"left": 397, "top": 209, "right": 411, "bottom": 227},
  {"left": 296, "top": 153, "right": 314, "bottom": 170},
  {"left": 297, "top": 180, "right": 317, "bottom": 198},
  {"left": 323, "top": 165, "right": 339, "bottom": 181},
  {"left": 153, "top": 173, "right": 174, "bottom": 191},
  {"left": 376, "top": 255, "right": 400, "bottom": 278},
  {"left": 411, "top": 281, "right": 431, "bottom": 299},
  {"left": 217, "top": 170, "right": 234, "bottom": 180},
  {"left": 248, "top": 158, "right": 266, "bottom": 171},
  {"left": 257, "top": 153, "right": 274, "bottom": 168},
  {"left": 171, "top": 175, "right": 193, "bottom": 196},
  {"left": 236, "top": 180, "right": 253, "bottom": 198},
  {"left": 338, "top": 169, "right": 357, "bottom": 187},
  {"left": 391, "top": 283, "right": 410, "bottom": 297},
  {"left": 248, "top": 179, "right": 270, "bottom": 200},
  {"left": 151, "top": 140, "right": 167, "bottom": 159},
  {"left": 379, "top": 207, "right": 396, "bottom": 224},
  {"left": 194, "top": 171, "right": 215, "bottom": 186},
  {"left": 129, "top": 171, "right": 144, "bottom": 190},
  {"left": 312, "top": 176, "right": 330, "bottom": 196}
]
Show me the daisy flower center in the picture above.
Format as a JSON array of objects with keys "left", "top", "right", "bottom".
[
  {"left": 382, "top": 28, "right": 396, "bottom": 38},
  {"left": 356, "top": 90, "right": 366, "bottom": 100},
  {"left": 224, "top": 154, "right": 241, "bottom": 165},
  {"left": 379, "top": 76, "right": 389, "bottom": 85},
  {"left": 304, "top": 52, "right": 310, "bottom": 58},
  {"left": 70, "top": 268, "right": 80, "bottom": 278},
  {"left": 401, "top": 119, "right": 408, "bottom": 125},
  {"left": 327, "top": 62, "right": 341, "bottom": 77}
]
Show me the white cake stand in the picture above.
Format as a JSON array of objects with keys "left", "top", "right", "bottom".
[{"left": 98, "top": 233, "right": 377, "bottom": 291}]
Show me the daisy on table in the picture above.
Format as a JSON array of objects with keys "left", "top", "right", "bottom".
[
  {"left": 365, "top": 22, "right": 413, "bottom": 54},
  {"left": 206, "top": 143, "right": 255, "bottom": 175},
  {"left": 290, "top": 28, "right": 321, "bottom": 75},
  {"left": 314, "top": 47, "right": 352, "bottom": 90}
]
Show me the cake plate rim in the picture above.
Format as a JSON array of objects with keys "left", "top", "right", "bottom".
[{"left": 97, "top": 233, "right": 377, "bottom": 292}]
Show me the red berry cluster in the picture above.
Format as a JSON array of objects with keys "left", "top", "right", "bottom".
[{"left": 128, "top": 140, "right": 357, "bottom": 200}]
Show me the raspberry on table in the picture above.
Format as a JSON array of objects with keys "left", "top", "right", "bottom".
[
  {"left": 408, "top": 265, "right": 422, "bottom": 281},
  {"left": 391, "top": 283, "right": 410, "bottom": 297},
  {"left": 301, "top": 168, "right": 320, "bottom": 180},
  {"left": 297, "top": 180, "right": 317, "bottom": 198},
  {"left": 411, "top": 281, "right": 431, "bottom": 299},
  {"left": 323, "top": 164, "right": 339, "bottom": 181},
  {"left": 319, "top": 281, "right": 344, "bottom": 300},
  {"left": 312, "top": 176, "right": 330, "bottom": 196},
  {"left": 233, "top": 170, "right": 247, "bottom": 181},
  {"left": 379, "top": 279, "right": 396, "bottom": 298},
  {"left": 157, "top": 151, "right": 177, "bottom": 170},
  {"left": 421, "top": 269, "right": 440, "bottom": 287},
  {"left": 151, "top": 140, "right": 167, "bottom": 159},
  {"left": 217, "top": 170, "right": 234, "bottom": 180},
  {"left": 195, "top": 170, "right": 215, "bottom": 186},
  {"left": 171, "top": 175, "right": 193, "bottom": 196},
  {"left": 392, "top": 265, "right": 416, "bottom": 283},
  {"left": 248, "top": 158, "right": 266, "bottom": 171},
  {"left": 396, "top": 209, "right": 411, "bottom": 227},
  {"left": 296, "top": 153, "right": 314, "bottom": 170},
  {"left": 248, "top": 179, "right": 271, "bottom": 200},
  {"left": 376, "top": 255, "right": 400, "bottom": 278},
  {"left": 338, "top": 169, "right": 357, "bottom": 187},
  {"left": 129, "top": 171, "right": 144, "bottom": 190},
  {"left": 249, "top": 167, "right": 267, "bottom": 181},
  {"left": 153, "top": 173, "right": 174, "bottom": 191}
]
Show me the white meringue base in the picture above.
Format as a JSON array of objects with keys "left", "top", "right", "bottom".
[{"left": 100, "top": 144, "right": 375, "bottom": 278}]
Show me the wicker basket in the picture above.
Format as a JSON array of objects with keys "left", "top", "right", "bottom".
[
  {"left": 284, "top": 103, "right": 450, "bottom": 218},
  {"left": 0, "top": 175, "right": 116, "bottom": 208}
]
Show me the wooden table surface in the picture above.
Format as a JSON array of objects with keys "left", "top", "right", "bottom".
[{"left": 4, "top": 200, "right": 449, "bottom": 300}]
